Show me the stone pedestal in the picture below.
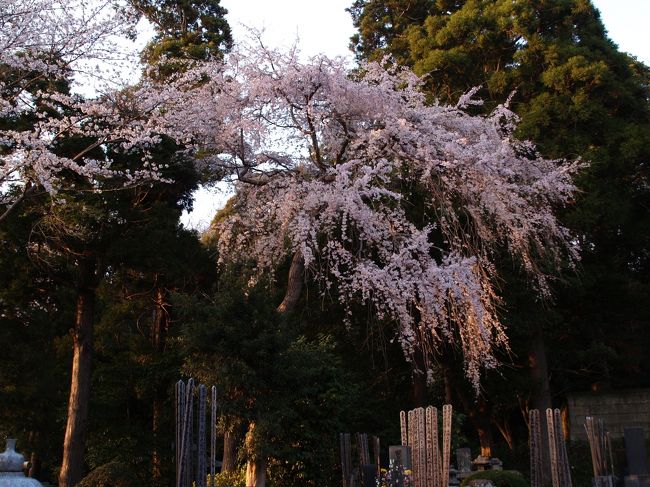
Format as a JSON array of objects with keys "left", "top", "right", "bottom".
[{"left": 472, "top": 455, "right": 490, "bottom": 471}]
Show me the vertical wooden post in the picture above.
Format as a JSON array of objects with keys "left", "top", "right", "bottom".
[
  {"left": 197, "top": 385, "right": 206, "bottom": 487},
  {"left": 400, "top": 411, "right": 408, "bottom": 446},
  {"left": 441, "top": 404, "right": 452, "bottom": 487},
  {"left": 554, "top": 409, "right": 572, "bottom": 487},
  {"left": 176, "top": 381, "right": 185, "bottom": 487},
  {"left": 373, "top": 436, "right": 380, "bottom": 477},
  {"left": 425, "top": 406, "right": 434, "bottom": 487},
  {"left": 546, "top": 408, "right": 559, "bottom": 487},
  {"left": 210, "top": 387, "right": 216, "bottom": 487},
  {"left": 417, "top": 408, "right": 426, "bottom": 487},
  {"left": 530, "top": 409, "right": 544, "bottom": 487}
]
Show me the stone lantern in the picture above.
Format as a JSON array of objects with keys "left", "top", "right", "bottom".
[{"left": 0, "top": 439, "right": 43, "bottom": 486}]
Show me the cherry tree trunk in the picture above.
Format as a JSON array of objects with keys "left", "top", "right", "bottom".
[
  {"left": 59, "top": 259, "right": 97, "bottom": 487},
  {"left": 412, "top": 347, "right": 428, "bottom": 407},
  {"left": 451, "top": 368, "right": 495, "bottom": 457},
  {"left": 276, "top": 251, "right": 304, "bottom": 314},
  {"left": 476, "top": 418, "right": 495, "bottom": 458}
]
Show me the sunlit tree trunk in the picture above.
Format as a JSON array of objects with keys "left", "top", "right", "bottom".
[
  {"left": 244, "top": 422, "right": 267, "bottom": 487},
  {"left": 59, "top": 258, "right": 98, "bottom": 487}
]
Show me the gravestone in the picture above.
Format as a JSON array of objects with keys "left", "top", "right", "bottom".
[
  {"left": 389, "top": 445, "right": 412, "bottom": 470},
  {"left": 624, "top": 428, "right": 650, "bottom": 487},
  {"left": 361, "top": 464, "right": 377, "bottom": 487},
  {"left": 457, "top": 448, "right": 472, "bottom": 475}
]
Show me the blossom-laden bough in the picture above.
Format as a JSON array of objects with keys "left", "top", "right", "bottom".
[{"left": 199, "top": 47, "right": 582, "bottom": 389}]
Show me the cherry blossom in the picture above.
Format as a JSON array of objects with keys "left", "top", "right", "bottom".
[{"left": 204, "top": 47, "right": 581, "bottom": 387}]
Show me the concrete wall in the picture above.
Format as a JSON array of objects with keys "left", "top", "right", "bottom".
[{"left": 567, "top": 389, "right": 650, "bottom": 441}]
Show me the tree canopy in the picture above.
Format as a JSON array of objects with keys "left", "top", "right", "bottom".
[{"left": 2, "top": 0, "right": 648, "bottom": 485}]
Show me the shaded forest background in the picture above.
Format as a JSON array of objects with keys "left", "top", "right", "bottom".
[{"left": 1, "top": 0, "right": 649, "bottom": 485}]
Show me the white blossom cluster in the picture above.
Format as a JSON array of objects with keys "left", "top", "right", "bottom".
[
  {"left": 0, "top": 0, "right": 137, "bottom": 84},
  {"left": 207, "top": 48, "right": 581, "bottom": 388},
  {"left": 0, "top": 0, "right": 147, "bottom": 211}
]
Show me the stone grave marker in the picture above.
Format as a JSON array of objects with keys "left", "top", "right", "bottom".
[
  {"left": 361, "top": 464, "right": 377, "bottom": 487},
  {"left": 457, "top": 448, "right": 472, "bottom": 475},
  {"left": 389, "top": 445, "right": 412, "bottom": 470},
  {"left": 624, "top": 427, "right": 650, "bottom": 487}
]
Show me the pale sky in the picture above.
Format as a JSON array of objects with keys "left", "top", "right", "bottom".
[
  {"left": 182, "top": 0, "right": 650, "bottom": 230},
  {"left": 219, "top": 0, "right": 650, "bottom": 65}
]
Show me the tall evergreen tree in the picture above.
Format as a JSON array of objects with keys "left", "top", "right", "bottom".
[{"left": 350, "top": 0, "right": 650, "bottom": 455}]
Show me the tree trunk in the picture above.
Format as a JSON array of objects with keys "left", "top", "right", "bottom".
[
  {"left": 244, "top": 422, "right": 266, "bottom": 487},
  {"left": 222, "top": 429, "right": 238, "bottom": 473},
  {"left": 276, "top": 251, "right": 304, "bottom": 314},
  {"left": 246, "top": 457, "right": 267, "bottom": 487},
  {"left": 245, "top": 457, "right": 267, "bottom": 487},
  {"left": 476, "top": 415, "right": 495, "bottom": 458},
  {"left": 451, "top": 371, "right": 495, "bottom": 457},
  {"left": 528, "top": 328, "right": 552, "bottom": 479},
  {"left": 27, "top": 430, "right": 40, "bottom": 479},
  {"left": 529, "top": 329, "right": 552, "bottom": 412},
  {"left": 151, "top": 284, "right": 168, "bottom": 483},
  {"left": 443, "top": 365, "right": 454, "bottom": 405},
  {"left": 412, "top": 347, "right": 428, "bottom": 407},
  {"left": 59, "top": 258, "right": 97, "bottom": 487}
]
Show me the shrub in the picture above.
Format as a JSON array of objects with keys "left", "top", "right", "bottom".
[
  {"left": 212, "top": 468, "right": 246, "bottom": 487},
  {"left": 460, "top": 470, "right": 528, "bottom": 487},
  {"left": 75, "top": 461, "right": 139, "bottom": 487}
]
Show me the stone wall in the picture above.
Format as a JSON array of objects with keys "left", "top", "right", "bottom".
[{"left": 567, "top": 389, "right": 650, "bottom": 441}]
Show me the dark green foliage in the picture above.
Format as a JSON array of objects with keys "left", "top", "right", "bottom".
[
  {"left": 177, "top": 275, "right": 361, "bottom": 487},
  {"left": 75, "top": 461, "right": 140, "bottom": 487},
  {"left": 460, "top": 470, "right": 528, "bottom": 487},
  {"left": 1, "top": 6, "right": 225, "bottom": 484},
  {"left": 133, "top": 0, "right": 232, "bottom": 74},
  {"left": 0, "top": 203, "right": 71, "bottom": 482}
]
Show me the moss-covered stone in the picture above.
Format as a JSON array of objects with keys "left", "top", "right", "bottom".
[
  {"left": 75, "top": 462, "right": 139, "bottom": 487},
  {"left": 460, "top": 470, "right": 529, "bottom": 487}
]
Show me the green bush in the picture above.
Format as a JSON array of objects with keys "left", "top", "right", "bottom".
[
  {"left": 460, "top": 470, "right": 528, "bottom": 487},
  {"left": 75, "top": 461, "right": 139, "bottom": 487},
  {"left": 211, "top": 468, "right": 246, "bottom": 487}
]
